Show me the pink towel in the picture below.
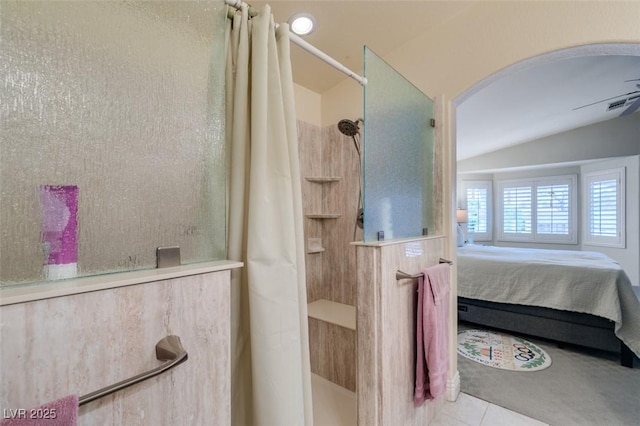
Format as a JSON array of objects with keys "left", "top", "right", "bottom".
[
  {"left": 1, "top": 395, "right": 78, "bottom": 426},
  {"left": 414, "top": 263, "right": 450, "bottom": 406}
]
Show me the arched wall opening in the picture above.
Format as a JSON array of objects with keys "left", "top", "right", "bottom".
[
  {"left": 451, "top": 42, "right": 640, "bottom": 282},
  {"left": 453, "top": 43, "right": 640, "bottom": 111}
]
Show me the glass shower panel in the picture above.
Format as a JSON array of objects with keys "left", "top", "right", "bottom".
[
  {"left": 362, "top": 47, "right": 435, "bottom": 242},
  {"left": 0, "top": 1, "right": 227, "bottom": 286}
]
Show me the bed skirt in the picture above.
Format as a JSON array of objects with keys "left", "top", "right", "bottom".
[{"left": 457, "top": 297, "right": 638, "bottom": 367}]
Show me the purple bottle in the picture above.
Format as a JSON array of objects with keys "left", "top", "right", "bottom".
[{"left": 41, "top": 185, "right": 78, "bottom": 280}]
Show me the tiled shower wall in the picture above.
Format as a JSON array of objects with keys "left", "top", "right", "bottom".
[
  {"left": 297, "top": 112, "right": 444, "bottom": 306},
  {"left": 298, "top": 120, "right": 362, "bottom": 306},
  {"left": 298, "top": 120, "right": 359, "bottom": 391},
  {"left": 308, "top": 318, "right": 357, "bottom": 392}
]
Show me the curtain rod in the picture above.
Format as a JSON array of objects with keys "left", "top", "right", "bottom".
[{"left": 224, "top": 0, "right": 367, "bottom": 86}]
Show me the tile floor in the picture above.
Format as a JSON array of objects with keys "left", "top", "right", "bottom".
[
  {"left": 311, "top": 373, "right": 356, "bottom": 426},
  {"left": 312, "top": 373, "right": 548, "bottom": 426},
  {"left": 433, "top": 392, "right": 549, "bottom": 426}
]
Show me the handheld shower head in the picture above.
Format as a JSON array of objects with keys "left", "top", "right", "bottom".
[
  {"left": 337, "top": 118, "right": 362, "bottom": 137},
  {"left": 336, "top": 118, "right": 364, "bottom": 239}
]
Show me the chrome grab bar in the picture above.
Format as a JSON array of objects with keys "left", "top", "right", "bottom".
[
  {"left": 79, "top": 335, "right": 188, "bottom": 406},
  {"left": 395, "top": 258, "right": 453, "bottom": 281}
]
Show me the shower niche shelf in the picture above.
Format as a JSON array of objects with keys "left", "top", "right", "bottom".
[
  {"left": 305, "top": 214, "right": 342, "bottom": 219},
  {"left": 304, "top": 176, "right": 341, "bottom": 183},
  {"left": 307, "top": 238, "right": 325, "bottom": 254}
]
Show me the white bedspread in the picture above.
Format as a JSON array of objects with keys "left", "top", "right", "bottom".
[{"left": 457, "top": 244, "right": 640, "bottom": 358}]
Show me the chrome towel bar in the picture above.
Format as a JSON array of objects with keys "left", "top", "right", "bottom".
[
  {"left": 395, "top": 258, "right": 453, "bottom": 281},
  {"left": 79, "top": 335, "right": 188, "bottom": 406}
]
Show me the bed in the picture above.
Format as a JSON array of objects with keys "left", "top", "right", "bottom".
[{"left": 456, "top": 244, "right": 640, "bottom": 367}]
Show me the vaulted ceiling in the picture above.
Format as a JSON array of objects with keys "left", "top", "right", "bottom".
[{"left": 456, "top": 54, "right": 640, "bottom": 160}]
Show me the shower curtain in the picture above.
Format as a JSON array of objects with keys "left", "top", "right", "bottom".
[{"left": 225, "top": 5, "right": 313, "bottom": 426}]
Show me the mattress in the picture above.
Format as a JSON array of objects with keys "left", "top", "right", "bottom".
[{"left": 457, "top": 244, "right": 640, "bottom": 358}]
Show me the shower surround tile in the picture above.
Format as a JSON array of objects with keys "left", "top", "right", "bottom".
[
  {"left": 298, "top": 121, "right": 324, "bottom": 304},
  {"left": 298, "top": 119, "right": 360, "bottom": 396},
  {"left": 308, "top": 317, "right": 357, "bottom": 392},
  {"left": 298, "top": 120, "right": 360, "bottom": 306},
  {"left": 322, "top": 126, "right": 360, "bottom": 306},
  {"left": 0, "top": 271, "right": 231, "bottom": 425}
]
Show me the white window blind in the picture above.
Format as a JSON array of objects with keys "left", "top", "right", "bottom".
[
  {"left": 498, "top": 175, "right": 576, "bottom": 243},
  {"left": 584, "top": 168, "right": 625, "bottom": 248},
  {"left": 590, "top": 179, "right": 617, "bottom": 236},
  {"left": 502, "top": 186, "right": 532, "bottom": 234},
  {"left": 537, "top": 184, "right": 569, "bottom": 235},
  {"left": 467, "top": 187, "right": 488, "bottom": 233},
  {"left": 461, "top": 180, "right": 492, "bottom": 241}
]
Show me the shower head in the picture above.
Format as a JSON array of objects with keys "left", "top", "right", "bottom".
[{"left": 337, "top": 118, "right": 362, "bottom": 137}]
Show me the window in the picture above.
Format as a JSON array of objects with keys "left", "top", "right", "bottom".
[
  {"left": 537, "top": 183, "right": 570, "bottom": 236},
  {"left": 583, "top": 168, "right": 625, "bottom": 248},
  {"left": 497, "top": 175, "right": 577, "bottom": 243},
  {"left": 502, "top": 186, "right": 532, "bottom": 235},
  {"left": 461, "top": 180, "right": 492, "bottom": 241}
]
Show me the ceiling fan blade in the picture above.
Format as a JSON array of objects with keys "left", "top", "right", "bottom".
[
  {"left": 619, "top": 95, "right": 640, "bottom": 117},
  {"left": 623, "top": 78, "right": 640, "bottom": 82},
  {"left": 573, "top": 90, "right": 640, "bottom": 111}
]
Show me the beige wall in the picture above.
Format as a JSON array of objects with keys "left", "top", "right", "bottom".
[
  {"left": 319, "top": 1, "right": 640, "bottom": 126},
  {"left": 294, "top": 83, "right": 322, "bottom": 126}
]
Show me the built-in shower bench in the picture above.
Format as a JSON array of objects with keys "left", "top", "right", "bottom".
[
  {"left": 308, "top": 299, "right": 356, "bottom": 330},
  {"left": 307, "top": 299, "right": 356, "bottom": 392}
]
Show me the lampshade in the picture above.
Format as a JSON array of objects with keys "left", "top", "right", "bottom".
[{"left": 456, "top": 209, "right": 468, "bottom": 224}]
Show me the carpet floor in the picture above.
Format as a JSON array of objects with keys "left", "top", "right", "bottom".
[{"left": 458, "top": 323, "right": 640, "bottom": 426}]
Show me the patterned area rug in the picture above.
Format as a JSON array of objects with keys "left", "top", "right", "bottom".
[
  {"left": 458, "top": 329, "right": 552, "bottom": 371},
  {"left": 458, "top": 323, "right": 640, "bottom": 425}
]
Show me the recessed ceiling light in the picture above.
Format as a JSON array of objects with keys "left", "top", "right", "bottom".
[{"left": 288, "top": 13, "right": 315, "bottom": 36}]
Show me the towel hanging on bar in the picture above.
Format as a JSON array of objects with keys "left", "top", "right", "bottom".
[{"left": 414, "top": 263, "right": 451, "bottom": 404}]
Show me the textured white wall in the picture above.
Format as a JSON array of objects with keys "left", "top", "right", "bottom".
[{"left": 458, "top": 114, "right": 640, "bottom": 173}]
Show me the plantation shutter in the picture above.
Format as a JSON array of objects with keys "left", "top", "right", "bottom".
[
  {"left": 466, "top": 187, "right": 488, "bottom": 233},
  {"left": 537, "top": 184, "right": 570, "bottom": 235},
  {"left": 589, "top": 179, "right": 618, "bottom": 237},
  {"left": 502, "top": 186, "right": 531, "bottom": 234},
  {"left": 583, "top": 168, "right": 625, "bottom": 248}
]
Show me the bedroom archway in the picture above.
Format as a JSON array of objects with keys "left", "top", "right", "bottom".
[
  {"left": 453, "top": 43, "right": 640, "bottom": 108},
  {"left": 451, "top": 42, "right": 640, "bottom": 281},
  {"left": 450, "top": 41, "right": 640, "bottom": 422}
]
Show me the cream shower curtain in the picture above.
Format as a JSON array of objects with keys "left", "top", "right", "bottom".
[{"left": 225, "top": 4, "right": 313, "bottom": 426}]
